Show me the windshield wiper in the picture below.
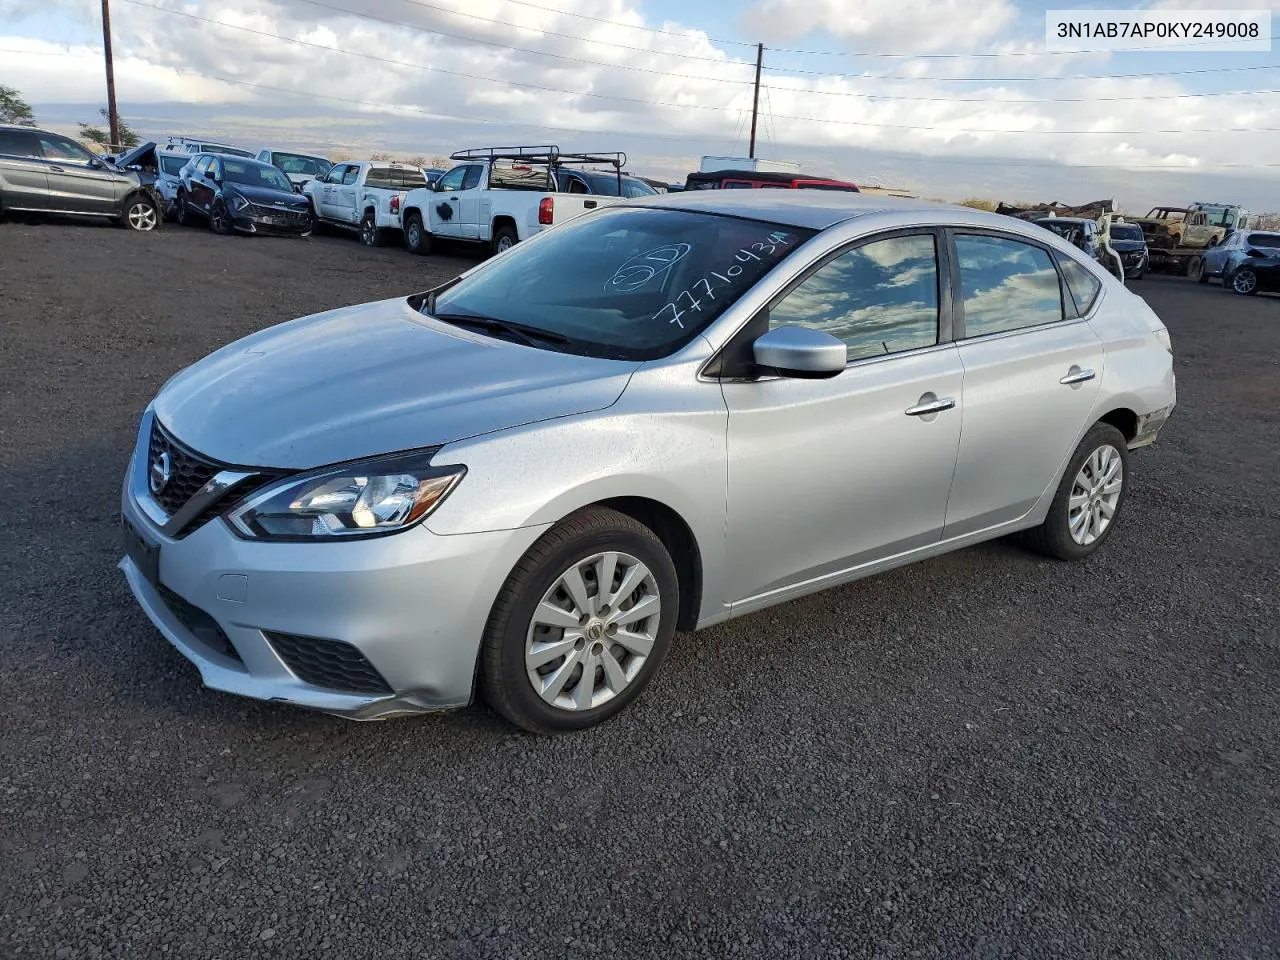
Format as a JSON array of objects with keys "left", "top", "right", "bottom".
[{"left": 432, "top": 313, "right": 571, "bottom": 348}]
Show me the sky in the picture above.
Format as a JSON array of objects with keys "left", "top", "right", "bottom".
[{"left": 4, "top": 0, "right": 1280, "bottom": 211}]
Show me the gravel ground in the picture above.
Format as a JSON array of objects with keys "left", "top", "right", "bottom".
[{"left": 0, "top": 220, "right": 1277, "bottom": 959}]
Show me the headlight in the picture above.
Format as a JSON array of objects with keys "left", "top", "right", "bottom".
[
  {"left": 227, "top": 451, "right": 465, "bottom": 541},
  {"left": 1153, "top": 328, "right": 1172, "bottom": 354},
  {"left": 230, "top": 193, "right": 251, "bottom": 212}
]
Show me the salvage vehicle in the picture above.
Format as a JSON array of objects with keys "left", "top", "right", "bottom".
[
  {"left": 166, "top": 136, "right": 255, "bottom": 159},
  {"left": 0, "top": 124, "right": 162, "bottom": 230},
  {"left": 301, "top": 160, "right": 428, "bottom": 245},
  {"left": 175, "top": 153, "right": 313, "bottom": 237},
  {"left": 1221, "top": 246, "right": 1280, "bottom": 295},
  {"left": 112, "top": 141, "right": 194, "bottom": 220},
  {"left": 684, "top": 169, "right": 860, "bottom": 192},
  {"left": 1134, "top": 202, "right": 1250, "bottom": 274},
  {"left": 256, "top": 148, "right": 333, "bottom": 189},
  {"left": 400, "top": 146, "right": 630, "bottom": 256},
  {"left": 1098, "top": 219, "right": 1149, "bottom": 279},
  {"left": 1032, "top": 216, "right": 1101, "bottom": 261},
  {"left": 1190, "top": 229, "right": 1280, "bottom": 284},
  {"left": 119, "top": 192, "right": 1175, "bottom": 733}
]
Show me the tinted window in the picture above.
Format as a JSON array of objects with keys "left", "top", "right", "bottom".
[
  {"left": 491, "top": 164, "right": 552, "bottom": 190},
  {"left": 768, "top": 235, "right": 939, "bottom": 362},
  {"left": 460, "top": 165, "right": 483, "bottom": 190},
  {"left": 1057, "top": 256, "right": 1103, "bottom": 316},
  {"left": 1246, "top": 233, "right": 1280, "bottom": 248},
  {"left": 391, "top": 167, "right": 426, "bottom": 188},
  {"left": 40, "top": 135, "right": 96, "bottom": 164},
  {"left": 159, "top": 156, "right": 187, "bottom": 176},
  {"left": 341, "top": 166, "right": 359, "bottom": 185},
  {"left": 365, "top": 167, "right": 391, "bottom": 188},
  {"left": 0, "top": 129, "right": 40, "bottom": 157},
  {"left": 272, "top": 153, "right": 330, "bottom": 176},
  {"left": 621, "top": 178, "right": 658, "bottom": 198},
  {"left": 1110, "top": 224, "right": 1144, "bottom": 241},
  {"left": 956, "top": 234, "right": 1063, "bottom": 336},
  {"left": 435, "top": 166, "right": 467, "bottom": 192},
  {"left": 223, "top": 160, "right": 293, "bottom": 192},
  {"left": 431, "top": 208, "right": 815, "bottom": 360}
]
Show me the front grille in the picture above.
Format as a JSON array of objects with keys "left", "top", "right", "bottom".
[
  {"left": 264, "top": 632, "right": 393, "bottom": 695},
  {"left": 157, "top": 584, "right": 242, "bottom": 663},
  {"left": 248, "top": 205, "right": 310, "bottom": 227},
  {"left": 148, "top": 420, "right": 221, "bottom": 516}
]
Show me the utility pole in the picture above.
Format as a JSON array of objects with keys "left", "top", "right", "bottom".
[
  {"left": 748, "top": 43, "right": 763, "bottom": 159},
  {"left": 101, "top": 0, "right": 120, "bottom": 151}
]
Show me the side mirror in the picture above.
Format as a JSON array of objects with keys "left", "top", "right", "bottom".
[{"left": 751, "top": 326, "right": 846, "bottom": 379}]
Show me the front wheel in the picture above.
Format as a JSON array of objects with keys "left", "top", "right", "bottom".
[
  {"left": 480, "top": 507, "right": 679, "bottom": 733},
  {"left": 175, "top": 192, "right": 191, "bottom": 227},
  {"left": 404, "top": 212, "right": 430, "bottom": 255},
  {"left": 1231, "top": 268, "right": 1259, "bottom": 296},
  {"left": 1189, "top": 256, "right": 1206, "bottom": 282},
  {"left": 210, "top": 201, "right": 231, "bottom": 235},
  {"left": 121, "top": 195, "right": 159, "bottom": 232},
  {"left": 359, "top": 211, "right": 384, "bottom": 247},
  {"left": 1019, "top": 422, "right": 1130, "bottom": 561}
]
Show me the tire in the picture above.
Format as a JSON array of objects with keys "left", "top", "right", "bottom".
[
  {"left": 120, "top": 194, "right": 160, "bottom": 232},
  {"left": 492, "top": 224, "right": 518, "bottom": 256},
  {"left": 359, "top": 210, "right": 384, "bottom": 247},
  {"left": 176, "top": 192, "right": 191, "bottom": 227},
  {"left": 1230, "top": 267, "right": 1259, "bottom": 296},
  {"left": 479, "top": 507, "right": 679, "bottom": 734},
  {"left": 1019, "top": 422, "right": 1130, "bottom": 561},
  {"left": 404, "top": 212, "right": 430, "bottom": 255},
  {"left": 1130, "top": 269, "right": 1144, "bottom": 280},
  {"left": 210, "top": 201, "right": 231, "bottom": 236},
  {"left": 1189, "top": 256, "right": 1206, "bottom": 282}
]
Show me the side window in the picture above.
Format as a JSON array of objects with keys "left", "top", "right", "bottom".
[
  {"left": 257, "top": 150, "right": 269, "bottom": 163},
  {"left": 209, "top": 158, "right": 223, "bottom": 180},
  {"left": 435, "top": 166, "right": 467, "bottom": 192},
  {"left": 40, "top": 135, "right": 96, "bottom": 164},
  {"left": 323, "top": 165, "right": 343, "bottom": 184},
  {"left": 955, "top": 234, "right": 1063, "bottom": 337},
  {"left": 194, "top": 156, "right": 213, "bottom": 178},
  {"left": 1057, "top": 255, "right": 1103, "bottom": 316},
  {"left": 342, "top": 165, "right": 360, "bottom": 185},
  {"left": 563, "top": 174, "right": 587, "bottom": 194},
  {"left": 460, "top": 165, "right": 483, "bottom": 190},
  {"left": 768, "top": 234, "right": 940, "bottom": 362},
  {"left": 0, "top": 130, "right": 41, "bottom": 157}
]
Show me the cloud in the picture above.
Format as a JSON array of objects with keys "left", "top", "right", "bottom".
[{"left": 739, "top": 0, "right": 1018, "bottom": 53}]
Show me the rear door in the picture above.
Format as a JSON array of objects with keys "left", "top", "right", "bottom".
[
  {"left": 0, "top": 128, "right": 50, "bottom": 210},
  {"left": 38, "top": 133, "right": 121, "bottom": 214},
  {"left": 943, "top": 231, "right": 1106, "bottom": 539}
]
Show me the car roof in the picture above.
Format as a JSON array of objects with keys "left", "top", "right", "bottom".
[
  {"left": 616, "top": 189, "right": 973, "bottom": 231},
  {"left": 194, "top": 152, "right": 274, "bottom": 167},
  {"left": 1035, "top": 216, "right": 1093, "bottom": 225}
]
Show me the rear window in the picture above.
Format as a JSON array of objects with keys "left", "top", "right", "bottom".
[
  {"left": 367, "top": 167, "right": 428, "bottom": 189},
  {"left": 491, "top": 163, "right": 553, "bottom": 190},
  {"left": 1246, "top": 232, "right": 1280, "bottom": 248},
  {"left": 159, "top": 156, "right": 187, "bottom": 176}
]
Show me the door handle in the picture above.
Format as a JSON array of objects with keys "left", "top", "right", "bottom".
[
  {"left": 584, "top": 200, "right": 597, "bottom": 209},
  {"left": 48, "top": 165, "right": 64, "bottom": 173},
  {"left": 904, "top": 396, "right": 956, "bottom": 417},
  {"left": 1059, "top": 367, "right": 1096, "bottom": 385},
  {"left": 448, "top": 196, "right": 458, "bottom": 201}
]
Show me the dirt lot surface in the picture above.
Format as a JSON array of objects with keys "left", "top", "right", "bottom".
[{"left": 1, "top": 220, "right": 1277, "bottom": 959}]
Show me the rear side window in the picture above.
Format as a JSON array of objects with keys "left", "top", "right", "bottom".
[
  {"left": 1246, "top": 232, "right": 1280, "bottom": 248},
  {"left": 342, "top": 166, "right": 359, "bottom": 185},
  {"left": 461, "top": 165, "right": 483, "bottom": 190},
  {"left": 1057, "top": 255, "right": 1103, "bottom": 316},
  {"left": 956, "top": 234, "right": 1063, "bottom": 337},
  {"left": 769, "top": 234, "right": 940, "bottom": 362},
  {"left": 0, "top": 129, "right": 40, "bottom": 157}
]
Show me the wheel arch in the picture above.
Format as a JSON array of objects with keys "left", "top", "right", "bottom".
[
  {"left": 1096, "top": 407, "right": 1139, "bottom": 442},
  {"left": 492, "top": 214, "right": 518, "bottom": 238}
]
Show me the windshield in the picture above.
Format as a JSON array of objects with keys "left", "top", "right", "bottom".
[
  {"left": 1110, "top": 224, "right": 1143, "bottom": 241},
  {"left": 223, "top": 160, "right": 294, "bottom": 192},
  {"left": 273, "top": 153, "right": 331, "bottom": 176},
  {"left": 1036, "top": 220, "right": 1088, "bottom": 244},
  {"left": 430, "top": 207, "right": 816, "bottom": 360},
  {"left": 159, "top": 156, "right": 187, "bottom": 176}
]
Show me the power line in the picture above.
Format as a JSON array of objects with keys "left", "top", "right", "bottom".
[
  {"left": 479, "top": 0, "right": 754, "bottom": 47},
  {"left": 118, "top": 0, "right": 752, "bottom": 113},
  {"left": 765, "top": 61, "right": 1280, "bottom": 82},
  {"left": 778, "top": 86, "right": 1280, "bottom": 104}
]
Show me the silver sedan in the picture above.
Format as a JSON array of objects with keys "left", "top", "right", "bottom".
[{"left": 120, "top": 192, "right": 1175, "bottom": 732}]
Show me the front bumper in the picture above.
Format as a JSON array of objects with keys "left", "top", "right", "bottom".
[
  {"left": 119, "top": 413, "right": 547, "bottom": 718},
  {"left": 231, "top": 215, "right": 312, "bottom": 237}
]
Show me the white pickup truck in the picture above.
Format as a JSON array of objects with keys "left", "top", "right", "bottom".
[
  {"left": 301, "top": 160, "right": 430, "bottom": 246},
  {"left": 400, "top": 147, "right": 630, "bottom": 256}
]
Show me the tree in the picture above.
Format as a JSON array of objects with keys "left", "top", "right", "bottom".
[
  {"left": 369, "top": 151, "right": 394, "bottom": 161},
  {"left": 958, "top": 198, "right": 998, "bottom": 212},
  {"left": 0, "top": 85, "right": 36, "bottom": 126},
  {"left": 78, "top": 108, "right": 140, "bottom": 151}
]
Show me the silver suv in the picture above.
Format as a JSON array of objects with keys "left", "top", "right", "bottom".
[
  {"left": 120, "top": 193, "right": 1176, "bottom": 733},
  {"left": 0, "top": 124, "right": 162, "bottom": 230}
]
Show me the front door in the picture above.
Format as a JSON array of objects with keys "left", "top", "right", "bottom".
[
  {"left": 38, "top": 133, "right": 121, "bottom": 215},
  {"left": 0, "top": 128, "right": 50, "bottom": 211},
  {"left": 429, "top": 165, "right": 467, "bottom": 238},
  {"left": 721, "top": 231, "right": 964, "bottom": 606},
  {"left": 457, "top": 164, "right": 485, "bottom": 239},
  {"left": 331, "top": 164, "right": 361, "bottom": 224},
  {"left": 943, "top": 232, "right": 1105, "bottom": 539}
]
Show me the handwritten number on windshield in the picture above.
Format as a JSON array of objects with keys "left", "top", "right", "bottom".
[{"left": 652, "top": 232, "right": 795, "bottom": 328}]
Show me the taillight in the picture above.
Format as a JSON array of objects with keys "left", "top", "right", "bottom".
[
  {"left": 538, "top": 196, "right": 554, "bottom": 225},
  {"left": 390, "top": 195, "right": 400, "bottom": 214}
]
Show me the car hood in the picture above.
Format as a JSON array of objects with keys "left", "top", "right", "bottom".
[
  {"left": 225, "top": 183, "right": 309, "bottom": 208},
  {"left": 152, "top": 297, "right": 640, "bottom": 469}
]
